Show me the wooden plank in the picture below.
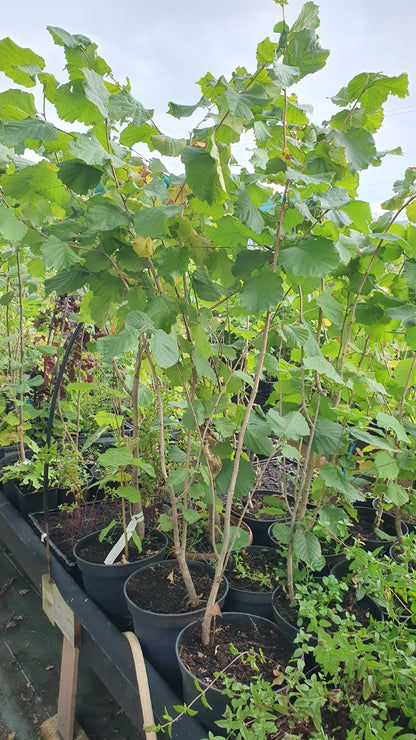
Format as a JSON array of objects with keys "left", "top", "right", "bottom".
[
  {"left": 42, "top": 575, "right": 80, "bottom": 648},
  {"left": 56, "top": 635, "right": 81, "bottom": 740}
]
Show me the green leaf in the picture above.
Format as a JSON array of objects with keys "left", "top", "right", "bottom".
[
  {"left": 144, "top": 178, "right": 169, "bottom": 203},
  {"left": 0, "top": 117, "right": 58, "bottom": 153},
  {"left": 117, "top": 485, "right": 142, "bottom": 503},
  {"left": 244, "top": 415, "right": 274, "bottom": 456},
  {"left": 125, "top": 311, "right": 154, "bottom": 333},
  {"left": 82, "top": 67, "right": 109, "bottom": 119},
  {"left": 68, "top": 132, "right": 111, "bottom": 166},
  {"left": 134, "top": 205, "right": 181, "bottom": 239},
  {"left": 2, "top": 160, "right": 70, "bottom": 206},
  {"left": 167, "top": 97, "right": 208, "bottom": 118},
  {"left": 315, "top": 292, "right": 344, "bottom": 325},
  {"left": 146, "top": 294, "right": 178, "bottom": 332},
  {"left": 150, "top": 135, "right": 186, "bottom": 156},
  {"left": 47, "top": 26, "right": 91, "bottom": 49},
  {"left": 41, "top": 235, "right": 82, "bottom": 269},
  {"left": 57, "top": 161, "right": 102, "bottom": 195},
  {"left": 0, "top": 38, "right": 45, "bottom": 87},
  {"left": 235, "top": 188, "right": 264, "bottom": 234},
  {"left": 333, "top": 129, "right": 377, "bottom": 171},
  {"left": 0, "top": 290, "right": 14, "bottom": 305},
  {"left": 191, "top": 266, "right": 224, "bottom": 302},
  {"left": 0, "top": 207, "right": 28, "bottom": 242},
  {"left": 149, "top": 329, "right": 179, "bottom": 368},
  {"left": 96, "top": 331, "right": 138, "bottom": 361},
  {"left": 385, "top": 482, "right": 408, "bottom": 507},
  {"left": 108, "top": 90, "right": 152, "bottom": 125},
  {"left": 181, "top": 146, "right": 220, "bottom": 205},
  {"left": 375, "top": 412, "right": 409, "bottom": 443},
  {"left": 303, "top": 355, "right": 344, "bottom": 384},
  {"left": 279, "top": 237, "right": 339, "bottom": 278},
  {"left": 312, "top": 419, "right": 346, "bottom": 457},
  {"left": 284, "top": 29, "right": 329, "bottom": 80},
  {"left": 272, "top": 60, "right": 300, "bottom": 87},
  {"left": 319, "top": 504, "right": 350, "bottom": 537},
  {"left": 0, "top": 90, "right": 37, "bottom": 120},
  {"left": 267, "top": 409, "right": 310, "bottom": 441},
  {"left": 256, "top": 37, "right": 277, "bottom": 65},
  {"left": 319, "top": 463, "right": 361, "bottom": 502},
  {"left": 293, "top": 531, "right": 321, "bottom": 567},
  {"left": 85, "top": 198, "right": 132, "bottom": 231},
  {"left": 97, "top": 446, "right": 134, "bottom": 467},
  {"left": 374, "top": 451, "right": 400, "bottom": 480},
  {"left": 53, "top": 81, "right": 102, "bottom": 125},
  {"left": 44, "top": 268, "right": 87, "bottom": 295},
  {"left": 270, "top": 522, "right": 292, "bottom": 545},
  {"left": 215, "top": 458, "right": 256, "bottom": 498},
  {"left": 240, "top": 268, "right": 283, "bottom": 314},
  {"left": 291, "top": 2, "right": 320, "bottom": 31}
]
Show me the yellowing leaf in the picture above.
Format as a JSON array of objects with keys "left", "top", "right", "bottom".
[{"left": 133, "top": 235, "right": 154, "bottom": 257}]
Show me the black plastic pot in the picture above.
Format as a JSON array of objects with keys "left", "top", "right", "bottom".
[
  {"left": 233, "top": 490, "right": 291, "bottom": 546},
  {"left": 176, "top": 612, "right": 293, "bottom": 734},
  {"left": 74, "top": 528, "right": 168, "bottom": 628},
  {"left": 124, "top": 560, "right": 228, "bottom": 690},
  {"left": 351, "top": 505, "right": 408, "bottom": 551},
  {"left": 223, "top": 546, "right": 279, "bottom": 620}
]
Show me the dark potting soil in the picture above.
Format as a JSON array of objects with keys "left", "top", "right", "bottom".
[
  {"left": 31, "top": 500, "right": 156, "bottom": 562},
  {"left": 271, "top": 699, "right": 353, "bottom": 739},
  {"left": 178, "top": 617, "right": 290, "bottom": 687},
  {"left": 348, "top": 518, "right": 392, "bottom": 543},
  {"left": 225, "top": 547, "right": 284, "bottom": 592},
  {"left": 75, "top": 529, "right": 163, "bottom": 564},
  {"left": 253, "top": 457, "right": 298, "bottom": 495},
  {"left": 273, "top": 585, "right": 374, "bottom": 632},
  {"left": 125, "top": 562, "right": 227, "bottom": 614}
]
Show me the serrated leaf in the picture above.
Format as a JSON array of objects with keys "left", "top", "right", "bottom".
[
  {"left": 303, "top": 355, "right": 344, "bottom": 384},
  {"left": 82, "top": 67, "right": 109, "bottom": 118},
  {"left": 293, "top": 531, "right": 321, "bottom": 566},
  {"left": 319, "top": 463, "right": 360, "bottom": 502},
  {"left": 57, "top": 160, "right": 102, "bottom": 194},
  {"left": 272, "top": 60, "right": 300, "bottom": 88},
  {"left": 134, "top": 205, "right": 181, "bottom": 239},
  {"left": 97, "top": 447, "right": 133, "bottom": 467},
  {"left": 270, "top": 522, "right": 292, "bottom": 544},
  {"left": 85, "top": 198, "right": 132, "bottom": 231},
  {"left": 0, "top": 89, "right": 37, "bottom": 120},
  {"left": 283, "top": 29, "right": 329, "bottom": 80},
  {"left": 181, "top": 146, "right": 220, "bottom": 205},
  {"left": 267, "top": 409, "right": 309, "bottom": 441},
  {"left": 375, "top": 411, "right": 409, "bottom": 443},
  {"left": 0, "top": 117, "right": 58, "bottom": 154},
  {"left": 167, "top": 97, "right": 208, "bottom": 118},
  {"left": 333, "top": 128, "right": 377, "bottom": 172},
  {"left": 0, "top": 207, "right": 27, "bottom": 242},
  {"left": 244, "top": 414, "right": 274, "bottom": 456},
  {"left": 0, "top": 38, "right": 45, "bottom": 87},
  {"left": 374, "top": 450, "right": 400, "bottom": 480},
  {"left": 215, "top": 458, "right": 256, "bottom": 498},
  {"left": 279, "top": 236, "right": 339, "bottom": 279},
  {"left": 240, "top": 267, "right": 283, "bottom": 314},
  {"left": 125, "top": 311, "right": 154, "bottom": 333},
  {"left": 149, "top": 329, "right": 179, "bottom": 368},
  {"left": 150, "top": 135, "right": 186, "bottom": 156},
  {"left": 385, "top": 482, "right": 408, "bottom": 507},
  {"left": 41, "top": 235, "right": 82, "bottom": 269},
  {"left": 117, "top": 485, "right": 142, "bottom": 503},
  {"left": 97, "top": 331, "right": 138, "bottom": 361},
  {"left": 236, "top": 188, "right": 264, "bottom": 233}
]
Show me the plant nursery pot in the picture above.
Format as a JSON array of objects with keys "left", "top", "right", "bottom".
[
  {"left": 74, "top": 527, "right": 168, "bottom": 629},
  {"left": 233, "top": 490, "right": 292, "bottom": 546},
  {"left": 176, "top": 612, "right": 294, "bottom": 734},
  {"left": 351, "top": 506, "right": 408, "bottom": 551},
  {"left": 124, "top": 559, "right": 229, "bottom": 690},
  {"left": 223, "top": 546, "right": 282, "bottom": 619}
]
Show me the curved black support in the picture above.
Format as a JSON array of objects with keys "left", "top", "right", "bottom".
[{"left": 43, "top": 321, "right": 84, "bottom": 522}]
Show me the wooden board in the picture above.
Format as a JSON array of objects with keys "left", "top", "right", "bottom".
[{"left": 42, "top": 575, "right": 81, "bottom": 647}]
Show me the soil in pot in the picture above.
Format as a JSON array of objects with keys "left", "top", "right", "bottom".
[
  {"left": 349, "top": 506, "right": 407, "bottom": 551},
  {"left": 176, "top": 612, "right": 294, "bottom": 733},
  {"left": 224, "top": 546, "right": 285, "bottom": 619},
  {"left": 124, "top": 559, "right": 228, "bottom": 689},
  {"left": 163, "top": 515, "right": 252, "bottom": 560},
  {"left": 73, "top": 527, "right": 168, "bottom": 629}
]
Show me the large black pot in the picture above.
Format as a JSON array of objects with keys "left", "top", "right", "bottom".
[
  {"left": 176, "top": 612, "right": 293, "bottom": 734},
  {"left": 74, "top": 527, "right": 168, "bottom": 628},
  {"left": 233, "top": 490, "right": 291, "bottom": 546},
  {"left": 124, "top": 560, "right": 228, "bottom": 690}
]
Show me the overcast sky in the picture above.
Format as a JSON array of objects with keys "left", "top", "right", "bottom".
[{"left": 2, "top": 0, "right": 415, "bottom": 208}]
